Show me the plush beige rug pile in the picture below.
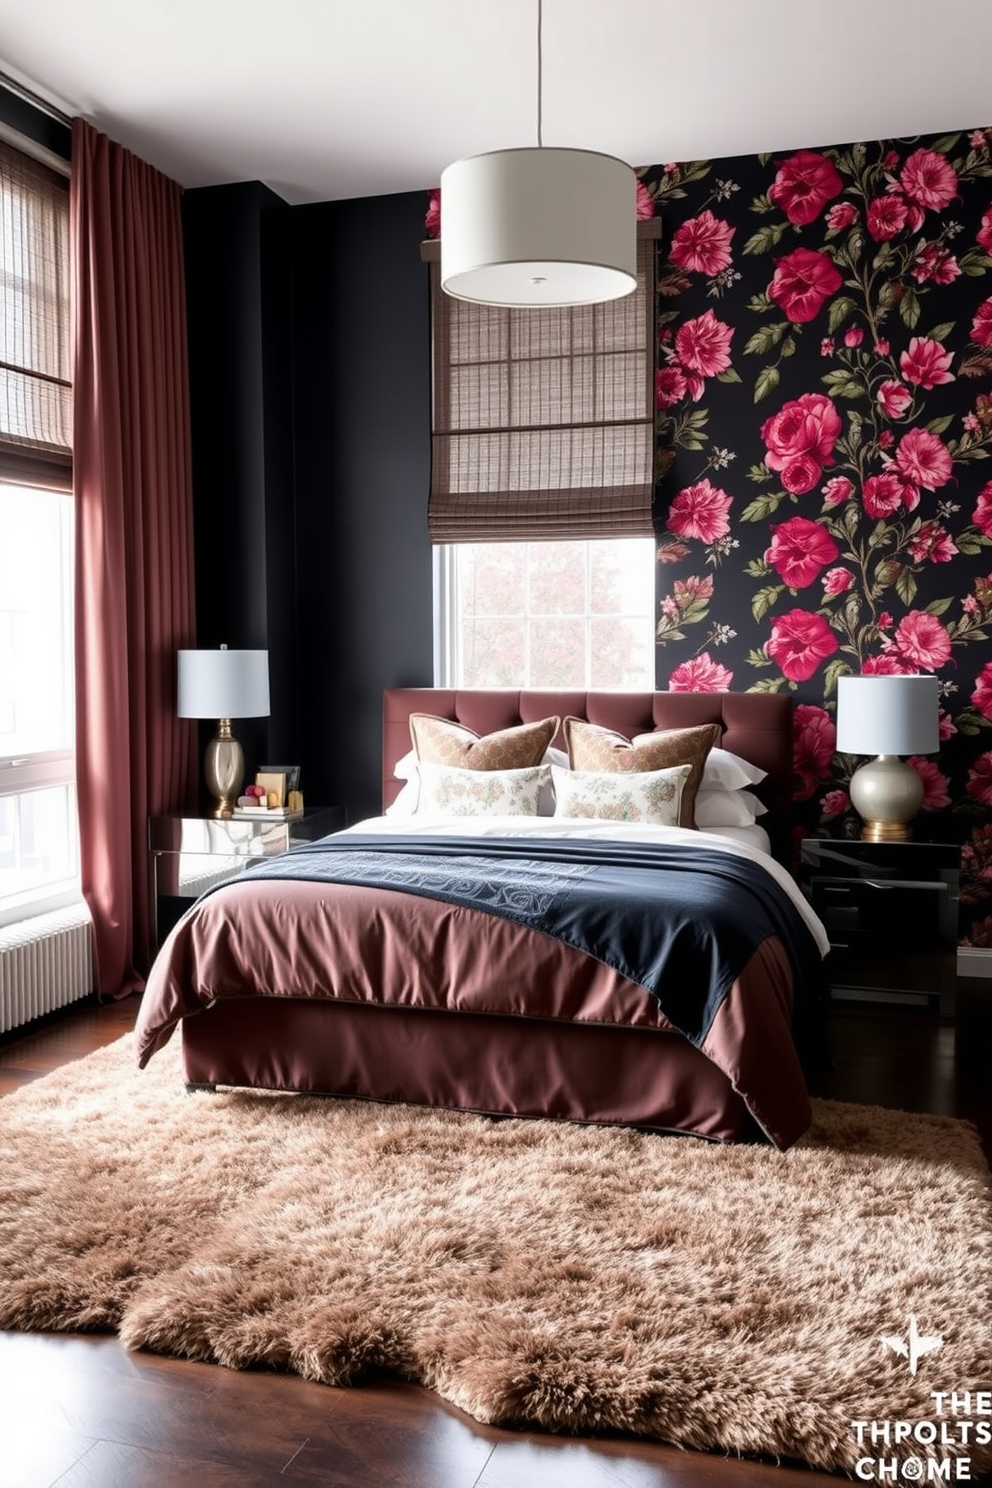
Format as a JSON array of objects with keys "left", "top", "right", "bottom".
[{"left": 1, "top": 1034, "right": 990, "bottom": 1476}]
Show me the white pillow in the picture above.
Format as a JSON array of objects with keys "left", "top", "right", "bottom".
[
  {"left": 694, "top": 788, "right": 767, "bottom": 828},
  {"left": 701, "top": 746, "right": 766, "bottom": 791},
  {"left": 416, "top": 762, "right": 551, "bottom": 817},
  {"left": 551, "top": 763, "right": 691, "bottom": 825},
  {"left": 388, "top": 745, "right": 567, "bottom": 816}
]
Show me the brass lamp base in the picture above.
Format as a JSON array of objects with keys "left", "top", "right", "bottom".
[
  {"left": 858, "top": 818, "right": 913, "bottom": 843},
  {"left": 203, "top": 717, "right": 245, "bottom": 818}
]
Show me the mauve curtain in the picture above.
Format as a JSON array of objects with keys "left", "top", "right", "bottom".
[{"left": 71, "top": 118, "right": 197, "bottom": 997}]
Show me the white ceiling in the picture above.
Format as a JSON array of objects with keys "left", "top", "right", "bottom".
[{"left": 0, "top": 0, "right": 990, "bottom": 207}]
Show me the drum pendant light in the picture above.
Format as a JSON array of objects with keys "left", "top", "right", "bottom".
[{"left": 439, "top": 0, "right": 637, "bottom": 308}]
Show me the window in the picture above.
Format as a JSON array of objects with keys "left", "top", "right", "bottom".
[
  {"left": 435, "top": 538, "right": 656, "bottom": 689},
  {"left": 0, "top": 138, "right": 75, "bottom": 924}
]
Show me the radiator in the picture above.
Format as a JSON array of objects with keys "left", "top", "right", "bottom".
[{"left": 0, "top": 903, "right": 94, "bottom": 1035}]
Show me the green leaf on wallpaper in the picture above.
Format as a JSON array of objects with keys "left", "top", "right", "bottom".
[
  {"left": 744, "top": 321, "right": 791, "bottom": 355},
  {"left": 680, "top": 438, "right": 706, "bottom": 451},
  {"left": 927, "top": 415, "right": 954, "bottom": 435},
  {"left": 931, "top": 133, "right": 962, "bottom": 154},
  {"left": 679, "top": 161, "right": 712, "bottom": 185},
  {"left": 926, "top": 596, "right": 954, "bottom": 617},
  {"left": 716, "top": 367, "right": 742, "bottom": 383},
  {"left": 750, "top": 191, "right": 774, "bottom": 214},
  {"left": 928, "top": 322, "right": 956, "bottom": 343},
  {"left": 898, "top": 287, "right": 921, "bottom": 329},
  {"left": 655, "top": 626, "right": 687, "bottom": 642},
  {"left": 655, "top": 448, "right": 677, "bottom": 480},
  {"left": 747, "top": 292, "right": 774, "bottom": 313},
  {"left": 780, "top": 337, "right": 797, "bottom": 358},
  {"left": 747, "top": 677, "right": 785, "bottom": 693},
  {"left": 747, "top": 463, "right": 773, "bottom": 483},
  {"left": 657, "top": 310, "right": 680, "bottom": 328},
  {"left": 958, "top": 249, "right": 992, "bottom": 276},
  {"left": 743, "top": 222, "right": 789, "bottom": 256},
  {"left": 821, "top": 369, "right": 862, "bottom": 399},
  {"left": 742, "top": 492, "right": 786, "bottom": 522},
  {"left": 822, "top": 658, "right": 851, "bottom": 698},
  {"left": 895, "top": 568, "right": 918, "bottom": 606},
  {"left": 872, "top": 242, "right": 894, "bottom": 271},
  {"left": 745, "top": 560, "right": 771, "bottom": 579},
  {"left": 957, "top": 532, "right": 992, "bottom": 554},
  {"left": 751, "top": 585, "right": 785, "bottom": 622},
  {"left": 753, "top": 365, "right": 780, "bottom": 404},
  {"left": 745, "top": 649, "right": 774, "bottom": 670},
  {"left": 827, "top": 296, "right": 857, "bottom": 333}
]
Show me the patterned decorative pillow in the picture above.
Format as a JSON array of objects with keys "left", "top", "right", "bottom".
[
  {"left": 417, "top": 762, "right": 551, "bottom": 816},
  {"left": 551, "top": 763, "right": 691, "bottom": 825},
  {"left": 562, "top": 719, "right": 720, "bottom": 829},
  {"left": 409, "top": 714, "right": 560, "bottom": 771}
]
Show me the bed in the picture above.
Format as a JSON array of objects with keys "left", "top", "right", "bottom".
[{"left": 136, "top": 689, "right": 829, "bottom": 1151}]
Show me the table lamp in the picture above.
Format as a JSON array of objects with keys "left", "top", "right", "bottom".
[
  {"left": 177, "top": 645, "right": 270, "bottom": 818},
  {"left": 835, "top": 673, "right": 939, "bottom": 841}
]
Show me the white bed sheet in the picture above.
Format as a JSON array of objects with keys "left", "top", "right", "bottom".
[{"left": 341, "top": 814, "right": 828, "bottom": 957}]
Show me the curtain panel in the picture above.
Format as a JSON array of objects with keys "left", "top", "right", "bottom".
[
  {"left": 71, "top": 118, "right": 197, "bottom": 997},
  {"left": 423, "top": 221, "right": 660, "bottom": 543}
]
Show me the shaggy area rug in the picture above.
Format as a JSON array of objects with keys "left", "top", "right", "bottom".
[{"left": 1, "top": 1035, "right": 990, "bottom": 1477}]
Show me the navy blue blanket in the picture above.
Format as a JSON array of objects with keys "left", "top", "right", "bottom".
[{"left": 234, "top": 833, "right": 824, "bottom": 1054}]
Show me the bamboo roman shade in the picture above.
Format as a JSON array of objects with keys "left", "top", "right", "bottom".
[
  {"left": 424, "top": 220, "right": 660, "bottom": 542},
  {"left": 0, "top": 138, "right": 71, "bottom": 491}
]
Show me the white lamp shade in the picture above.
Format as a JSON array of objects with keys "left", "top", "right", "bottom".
[
  {"left": 835, "top": 673, "right": 939, "bottom": 756},
  {"left": 177, "top": 648, "right": 270, "bottom": 720},
  {"left": 439, "top": 147, "right": 637, "bottom": 308}
]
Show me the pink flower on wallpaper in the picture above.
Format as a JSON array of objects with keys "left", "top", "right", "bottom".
[
  {"left": 894, "top": 427, "right": 953, "bottom": 490},
  {"left": 911, "top": 243, "right": 960, "bottom": 285},
  {"left": 655, "top": 365, "right": 688, "bottom": 409},
  {"left": 876, "top": 380, "right": 913, "bottom": 419},
  {"left": 878, "top": 430, "right": 895, "bottom": 451},
  {"left": 766, "top": 609, "right": 839, "bottom": 682},
  {"left": 866, "top": 196, "right": 907, "bottom": 240},
  {"left": 908, "top": 521, "right": 957, "bottom": 563},
  {"left": 899, "top": 336, "right": 955, "bottom": 388},
  {"left": 979, "top": 210, "right": 992, "bottom": 253},
  {"left": 863, "top": 471, "right": 908, "bottom": 518},
  {"left": 671, "top": 574, "right": 714, "bottom": 606},
  {"left": 793, "top": 703, "right": 837, "bottom": 800},
  {"left": 826, "top": 202, "right": 857, "bottom": 231},
  {"left": 668, "top": 653, "right": 734, "bottom": 692},
  {"left": 973, "top": 482, "right": 992, "bottom": 537},
  {"left": 768, "top": 247, "right": 843, "bottom": 323},
  {"left": 844, "top": 326, "right": 864, "bottom": 348},
  {"left": 900, "top": 148, "right": 959, "bottom": 210},
  {"left": 666, "top": 479, "right": 733, "bottom": 543},
  {"left": 822, "top": 475, "right": 854, "bottom": 506},
  {"left": 891, "top": 611, "right": 953, "bottom": 670},
  {"left": 910, "top": 757, "right": 951, "bottom": 811},
  {"left": 675, "top": 310, "right": 734, "bottom": 377},
  {"left": 822, "top": 789, "right": 850, "bottom": 819},
  {"left": 967, "top": 752, "right": 992, "bottom": 808},
  {"left": 971, "top": 297, "right": 992, "bottom": 348},
  {"left": 425, "top": 190, "right": 441, "bottom": 239},
  {"left": 768, "top": 150, "right": 843, "bottom": 225},
  {"left": 971, "top": 661, "right": 992, "bottom": 720},
  {"left": 635, "top": 180, "right": 656, "bottom": 219},
  {"left": 875, "top": 339, "right": 890, "bottom": 355},
  {"left": 862, "top": 654, "right": 914, "bottom": 675},
  {"left": 668, "top": 210, "right": 735, "bottom": 275},
  {"left": 820, "top": 337, "right": 835, "bottom": 357},
  {"left": 822, "top": 567, "right": 853, "bottom": 595},
  {"left": 765, "top": 516, "right": 840, "bottom": 588},
  {"left": 761, "top": 392, "right": 842, "bottom": 487},
  {"left": 938, "top": 709, "right": 958, "bottom": 741}
]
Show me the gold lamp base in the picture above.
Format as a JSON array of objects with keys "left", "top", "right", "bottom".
[
  {"left": 203, "top": 718, "right": 245, "bottom": 818},
  {"left": 858, "top": 818, "right": 913, "bottom": 843}
]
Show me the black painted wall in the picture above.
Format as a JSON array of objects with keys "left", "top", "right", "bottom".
[{"left": 182, "top": 185, "right": 432, "bottom": 822}]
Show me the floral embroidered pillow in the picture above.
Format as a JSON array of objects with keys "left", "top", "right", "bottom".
[
  {"left": 416, "top": 762, "right": 551, "bottom": 816},
  {"left": 562, "top": 719, "right": 720, "bottom": 828},
  {"left": 409, "top": 714, "right": 560, "bottom": 770},
  {"left": 551, "top": 764, "right": 692, "bottom": 826}
]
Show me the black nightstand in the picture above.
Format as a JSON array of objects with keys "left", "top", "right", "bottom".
[{"left": 799, "top": 838, "right": 960, "bottom": 1019}]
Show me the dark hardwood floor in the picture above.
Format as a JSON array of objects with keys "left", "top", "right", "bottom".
[{"left": 1, "top": 984, "right": 990, "bottom": 1488}]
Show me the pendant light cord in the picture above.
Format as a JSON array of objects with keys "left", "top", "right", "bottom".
[{"left": 536, "top": 0, "right": 543, "bottom": 148}]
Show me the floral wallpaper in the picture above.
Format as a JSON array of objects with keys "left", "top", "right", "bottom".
[{"left": 637, "top": 129, "right": 992, "bottom": 941}]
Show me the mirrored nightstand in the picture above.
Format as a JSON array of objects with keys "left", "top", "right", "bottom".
[{"left": 149, "top": 807, "right": 346, "bottom": 949}]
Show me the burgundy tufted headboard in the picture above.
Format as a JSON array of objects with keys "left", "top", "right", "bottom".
[{"left": 383, "top": 689, "right": 794, "bottom": 866}]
